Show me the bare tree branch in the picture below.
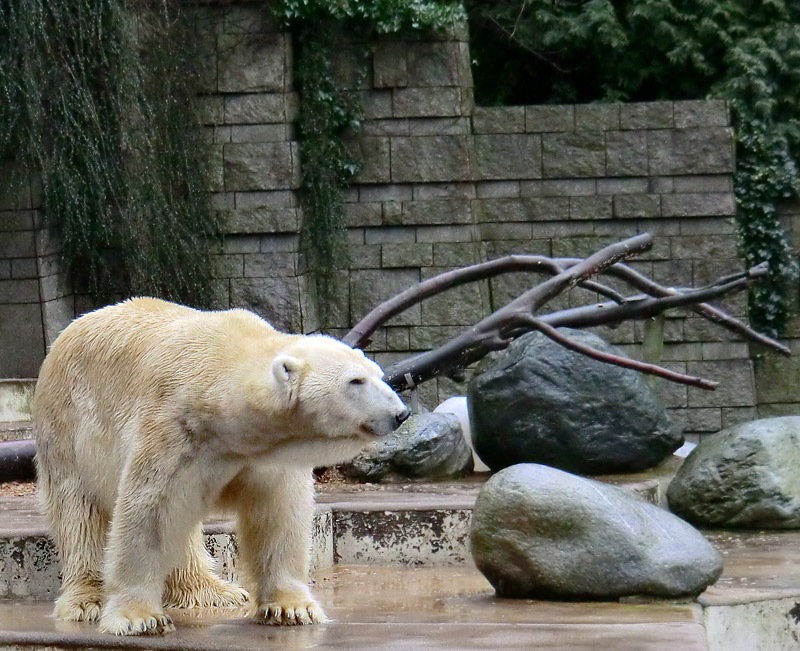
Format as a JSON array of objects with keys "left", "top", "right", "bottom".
[
  {"left": 346, "top": 251, "right": 787, "bottom": 358},
  {"left": 531, "top": 319, "right": 719, "bottom": 390},
  {"left": 566, "top": 259, "right": 790, "bottom": 356},
  {"left": 382, "top": 234, "right": 655, "bottom": 389},
  {"left": 342, "top": 254, "right": 627, "bottom": 349},
  {"left": 363, "top": 234, "right": 788, "bottom": 393},
  {"left": 536, "top": 267, "right": 765, "bottom": 332},
  {"left": 382, "top": 273, "right": 754, "bottom": 392}
]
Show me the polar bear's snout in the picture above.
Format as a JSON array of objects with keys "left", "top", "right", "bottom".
[
  {"left": 396, "top": 406, "right": 412, "bottom": 426},
  {"left": 362, "top": 404, "right": 410, "bottom": 437},
  {"left": 358, "top": 379, "right": 410, "bottom": 438}
]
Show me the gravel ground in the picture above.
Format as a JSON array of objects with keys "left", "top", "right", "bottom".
[{"left": 0, "top": 481, "right": 36, "bottom": 497}]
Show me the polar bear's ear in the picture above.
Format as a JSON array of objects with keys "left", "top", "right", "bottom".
[
  {"left": 272, "top": 354, "right": 301, "bottom": 382},
  {"left": 271, "top": 355, "right": 302, "bottom": 403}
]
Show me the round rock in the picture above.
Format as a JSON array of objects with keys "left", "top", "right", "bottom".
[
  {"left": 341, "top": 412, "right": 473, "bottom": 483},
  {"left": 468, "top": 328, "right": 682, "bottom": 474},
  {"left": 470, "top": 464, "right": 723, "bottom": 600},
  {"left": 668, "top": 416, "right": 800, "bottom": 528}
]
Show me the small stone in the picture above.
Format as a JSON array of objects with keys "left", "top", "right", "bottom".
[
  {"left": 341, "top": 413, "right": 473, "bottom": 482},
  {"left": 471, "top": 464, "right": 723, "bottom": 599},
  {"left": 668, "top": 417, "right": 800, "bottom": 528}
]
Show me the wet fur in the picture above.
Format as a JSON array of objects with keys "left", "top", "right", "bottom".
[{"left": 34, "top": 298, "right": 407, "bottom": 635}]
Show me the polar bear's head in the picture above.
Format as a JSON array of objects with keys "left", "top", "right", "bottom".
[{"left": 271, "top": 335, "right": 410, "bottom": 443}]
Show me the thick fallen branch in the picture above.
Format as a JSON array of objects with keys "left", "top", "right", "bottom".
[
  {"left": 346, "top": 254, "right": 788, "bottom": 358},
  {"left": 342, "top": 254, "right": 628, "bottom": 349},
  {"left": 341, "top": 234, "right": 789, "bottom": 392},
  {"left": 383, "top": 234, "right": 659, "bottom": 389}
]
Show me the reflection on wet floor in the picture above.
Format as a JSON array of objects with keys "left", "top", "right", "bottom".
[
  {"left": 314, "top": 565, "right": 703, "bottom": 625},
  {"left": 0, "top": 565, "right": 710, "bottom": 651}
]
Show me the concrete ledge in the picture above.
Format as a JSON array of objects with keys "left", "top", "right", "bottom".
[{"left": 0, "top": 380, "right": 34, "bottom": 423}]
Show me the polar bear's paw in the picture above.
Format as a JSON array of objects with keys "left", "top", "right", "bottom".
[
  {"left": 164, "top": 572, "right": 250, "bottom": 609},
  {"left": 99, "top": 601, "right": 175, "bottom": 636},
  {"left": 254, "top": 590, "right": 328, "bottom": 626},
  {"left": 54, "top": 595, "right": 102, "bottom": 622}
]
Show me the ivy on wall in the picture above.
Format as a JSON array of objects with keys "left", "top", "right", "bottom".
[
  {"left": 467, "top": 0, "right": 800, "bottom": 338},
  {"left": 0, "top": 0, "right": 218, "bottom": 307},
  {"left": 274, "top": 0, "right": 465, "bottom": 327}
]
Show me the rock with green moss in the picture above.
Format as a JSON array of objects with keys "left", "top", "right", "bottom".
[
  {"left": 470, "top": 464, "right": 722, "bottom": 599},
  {"left": 668, "top": 416, "right": 800, "bottom": 528}
]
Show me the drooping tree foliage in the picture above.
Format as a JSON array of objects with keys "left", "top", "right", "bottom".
[
  {"left": 467, "top": 0, "right": 800, "bottom": 338},
  {"left": 0, "top": 0, "right": 219, "bottom": 307},
  {"left": 273, "top": 0, "right": 465, "bottom": 326}
]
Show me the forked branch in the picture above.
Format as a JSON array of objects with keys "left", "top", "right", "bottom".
[{"left": 340, "top": 233, "right": 788, "bottom": 393}]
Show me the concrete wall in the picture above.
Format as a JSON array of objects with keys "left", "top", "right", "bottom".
[
  {"left": 0, "top": 168, "right": 72, "bottom": 378},
  {"left": 0, "top": 2, "right": 794, "bottom": 440}
]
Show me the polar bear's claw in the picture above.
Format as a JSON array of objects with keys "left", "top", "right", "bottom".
[
  {"left": 99, "top": 609, "right": 174, "bottom": 636},
  {"left": 255, "top": 600, "right": 328, "bottom": 626}
]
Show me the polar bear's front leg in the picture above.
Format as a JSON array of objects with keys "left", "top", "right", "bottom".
[
  {"left": 227, "top": 466, "right": 328, "bottom": 626},
  {"left": 99, "top": 444, "right": 206, "bottom": 636}
]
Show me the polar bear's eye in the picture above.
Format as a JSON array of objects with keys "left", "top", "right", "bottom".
[{"left": 349, "top": 378, "right": 365, "bottom": 385}]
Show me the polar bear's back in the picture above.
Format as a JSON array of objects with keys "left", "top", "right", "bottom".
[{"left": 42, "top": 297, "right": 278, "bottom": 379}]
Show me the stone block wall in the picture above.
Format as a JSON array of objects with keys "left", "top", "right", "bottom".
[
  {"left": 1, "top": 2, "right": 793, "bottom": 440},
  {"left": 752, "top": 198, "right": 800, "bottom": 420},
  {"left": 336, "top": 93, "right": 754, "bottom": 439},
  {"left": 191, "top": 4, "right": 309, "bottom": 334},
  {"left": 0, "top": 169, "right": 73, "bottom": 378}
]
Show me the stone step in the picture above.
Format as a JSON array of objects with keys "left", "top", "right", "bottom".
[
  {"left": 0, "top": 380, "right": 34, "bottom": 423},
  {"left": 0, "top": 422, "right": 33, "bottom": 442},
  {"left": 0, "top": 464, "right": 678, "bottom": 600}
]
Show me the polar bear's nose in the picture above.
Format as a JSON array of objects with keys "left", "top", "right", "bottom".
[{"left": 396, "top": 407, "right": 411, "bottom": 427}]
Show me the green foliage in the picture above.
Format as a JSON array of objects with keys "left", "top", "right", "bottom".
[
  {"left": 293, "top": 22, "right": 363, "bottom": 326},
  {"left": 274, "top": 0, "right": 465, "bottom": 327},
  {"left": 0, "top": 0, "right": 219, "bottom": 307},
  {"left": 467, "top": 0, "right": 800, "bottom": 337},
  {"left": 275, "top": 0, "right": 465, "bottom": 34}
]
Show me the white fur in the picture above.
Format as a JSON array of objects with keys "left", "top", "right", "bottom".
[{"left": 34, "top": 297, "right": 408, "bottom": 636}]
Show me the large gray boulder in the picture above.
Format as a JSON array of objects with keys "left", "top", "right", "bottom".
[
  {"left": 468, "top": 328, "right": 682, "bottom": 474},
  {"left": 341, "top": 413, "right": 473, "bottom": 482},
  {"left": 471, "top": 464, "right": 723, "bottom": 599},
  {"left": 668, "top": 417, "right": 800, "bottom": 528}
]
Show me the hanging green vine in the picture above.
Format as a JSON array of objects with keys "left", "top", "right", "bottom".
[
  {"left": 274, "top": 0, "right": 465, "bottom": 327},
  {"left": 292, "top": 21, "right": 364, "bottom": 327},
  {"left": 0, "top": 0, "right": 219, "bottom": 307},
  {"left": 467, "top": 0, "right": 800, "bottom": 338}
]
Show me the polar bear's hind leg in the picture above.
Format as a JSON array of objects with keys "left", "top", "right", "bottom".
[
  {"left": 38, "top": 467, "right": 107, "bottom": 622},
  {"left": 164, "top": 526, "right": 249, "bottom": 609}
]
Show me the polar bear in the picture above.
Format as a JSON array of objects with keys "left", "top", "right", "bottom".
[{"left": 33, "top": 297, "right": 409, "bottom": 636}]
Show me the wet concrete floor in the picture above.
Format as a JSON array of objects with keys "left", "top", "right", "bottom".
[
  {"left": 0, "top": 565, "right": 709, "bottom": 651},
  {"left": 1, "top": 469, "right": 800, "bottom": 648},
  {"left": 1, "top": 533, "right": 800, "bottom": 649}
]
